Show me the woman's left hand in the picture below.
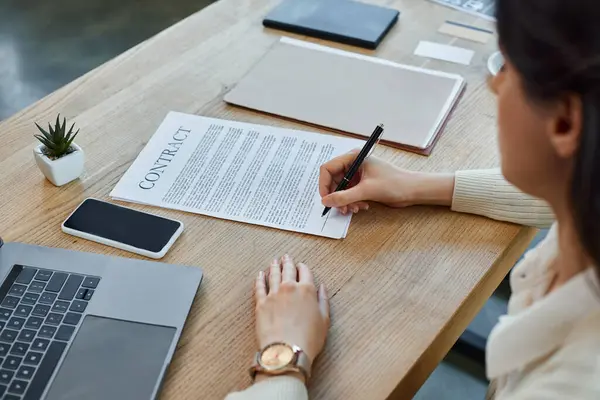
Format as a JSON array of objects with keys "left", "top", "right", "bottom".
[{"left": 254, "top": 255, "right": 330, "bottom": 367}]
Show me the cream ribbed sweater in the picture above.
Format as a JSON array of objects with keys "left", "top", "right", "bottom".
[
  {"left": 225, "top": 169, "right": 555, "bottom": 400},
  {"left": 452, "top": 169, "right": 553, "bottom": 228}
]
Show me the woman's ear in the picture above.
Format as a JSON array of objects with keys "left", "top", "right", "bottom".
[{"left": 548, "top": 94, "right": 582, "bottom": 158}]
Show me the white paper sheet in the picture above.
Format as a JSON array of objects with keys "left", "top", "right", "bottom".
[
  {"left": 414, "top": 41, "right": 475, "bottom": 65},
  {"left": 110, "top": 112, "right": 364, "bottom": 239}
]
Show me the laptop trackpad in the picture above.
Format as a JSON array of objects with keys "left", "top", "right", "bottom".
[{"left": 45, "top": 315, "right": 176, "bottom": 400}]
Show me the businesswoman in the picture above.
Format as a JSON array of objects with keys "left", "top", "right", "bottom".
[{"left": 226, "top": 0, "right": 600, "bottom": 398}]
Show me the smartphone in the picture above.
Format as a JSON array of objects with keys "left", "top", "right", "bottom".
[{"left": 61, "top": 198, "right": 184, "bottom": 259}]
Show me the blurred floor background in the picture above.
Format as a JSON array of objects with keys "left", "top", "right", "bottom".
[
  {"left": 0, "top": 1, "right": 544, "bottom": 399},
  {"left": 0, "top": 0, "right": 212, "bottom": 120}
]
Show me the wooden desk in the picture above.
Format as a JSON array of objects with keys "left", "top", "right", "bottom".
[{"left": 0, "top": 0, "right": 536, "bottom": 398}]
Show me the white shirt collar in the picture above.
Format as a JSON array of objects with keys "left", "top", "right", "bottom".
[{"left": 486, "top": 267, "right": 600, "bottom": 379}]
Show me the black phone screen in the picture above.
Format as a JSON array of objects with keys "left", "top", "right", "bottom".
[{"left": 63, "top": 199, "right": 181, "bottom": 253}]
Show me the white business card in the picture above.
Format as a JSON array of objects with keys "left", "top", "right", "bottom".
[{"left": 414, "top": 41, "right": 475, "bottom": 65}]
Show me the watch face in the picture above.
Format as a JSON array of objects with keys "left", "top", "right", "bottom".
[{"left": 260, "top": 343, "right": 294, "bottom": 370}]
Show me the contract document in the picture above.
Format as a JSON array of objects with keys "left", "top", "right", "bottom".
[{"left": 110, "top": 112, "right": 365, "bottom": 239}]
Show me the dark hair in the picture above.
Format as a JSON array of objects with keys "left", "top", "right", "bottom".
[{"left": 496, "top": 0, "right": 600, "bottom": 278}]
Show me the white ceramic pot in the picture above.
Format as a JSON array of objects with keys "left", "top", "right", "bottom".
[{"left": 33, "top": 143, "right": 85, "bottom": 186}]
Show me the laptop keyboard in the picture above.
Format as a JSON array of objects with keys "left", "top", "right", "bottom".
[{"left": 0, "top": 265, "right": 100, "bottom": 399}]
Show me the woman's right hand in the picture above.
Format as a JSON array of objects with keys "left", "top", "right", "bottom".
[{"left": 319, "top": 151, "right": 456, "bottom": 214}]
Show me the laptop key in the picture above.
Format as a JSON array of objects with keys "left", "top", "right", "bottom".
[
  {"left": 58, "top": 275, "right": 84, "bottom": 300},
  {"left": 23, "top": 351, "right": 43, "bottom": 366},
  {"left": 14, "top": 305, "right": 32, "bottom": 318},
  {"left": 20, "top": 293, "right": 39, "bottom": 306},
  {"left": 9, "top": 343, "right": 29, "bottom": 357},
  {"left": 63, "top": 312, "right": 81, "bottom": 326},
  {"left": 23, "top": 341, "right": 66, "bottom": 399},
  {"left": 28, "top": 282, "right": 45, "bottom": 294},
  {"left": 39, "top": 326, "right": 56, "bottom": 339},
  {"left": 45, "top": 313, "right": 63, "bottom": 326},
  {"left": 75, "top": 288, "right": 86, "bottom": 299},
  {"left": 2, "top": 297, "right": 20, "bottom": 309},
  {"left": 3, "top": 356, "right": 22, "bottom": 370},
  {"left": 55, "top": 325, "right": 75, "bottom": 342},
  {"left": 0, "top": 383, "right": 5, "bottom": 396},
  {"left": 0, "top": 343, "right": 9, "bottom": 357},
  {"left": 39, "top": 292, "right": 57, "bottom": 305},
  {"left": 8, "top": 284, "right": 26, "bottom": 297},
  {"left": 32, "top": 338, "right": 49, "bottom": 352},
  {"left": 7, "top": 317, "right": 25, "bottom": 330},
  {"left": 69, "top": 300, "right": 87, "bottom": 313},
  {"left": 8, "top": 379, "right": 27, "bottom": 394},
  {"left": 82, "top": 277, "right": 100, "bottom": 289},
  {"left": 0, "top": 330, "right": 18, "bottom": 343},
  {"left": 0, "top": 308, "right": 12, "bottom": 320},
  {"left": 17, "top": 330, "right": 35, "bottom": 344},
  {"left": 24, "top": 317, "right": 43, "bottom": 330},
  {"left": 51, "top": 301, "right": 69, "bottom": 314},
  {"left": 34, "top": 270, "right": 52, "bottom": 282},
  {"left": 5, "top": 394, "right": 20, "bottom": 400},
  {"left": 32, "top": 305, "right": 50, "bottom": 317},
  {"left": 84, "top": 289, "right": 94, "bottom": 301},
  {"left": 16, "top": 365, "right": 35, "bottom": 380},
  {"left": 15, "top": 268, "right": 37, "bottom": 285},
  {"left": 45, "top": 273, "right": 68, "bottom": 293},
  {"left": 0, "top": 369, "right": 14, "bottom": 384}
]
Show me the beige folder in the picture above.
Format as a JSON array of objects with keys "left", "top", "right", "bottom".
[{"left": 224, "top": 38, "right": 466, "bottom": 155}]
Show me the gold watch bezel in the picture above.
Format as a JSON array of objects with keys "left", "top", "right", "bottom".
[
  {"left": 258, "top": 342, "right": 299, "bottom": 371},
  {"left": 249, "top": 342, "right": 311, "bottom": 381}
]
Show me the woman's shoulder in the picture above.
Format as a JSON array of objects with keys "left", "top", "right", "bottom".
[
  {"left": 548, "top": 309, "right": 600, "bottom": 385},
  {"left": 564, "top": 309, "right": 600, "bottom": 349},
  {"left": 508, "top": 312, "right": 600, "bottom": 400}
]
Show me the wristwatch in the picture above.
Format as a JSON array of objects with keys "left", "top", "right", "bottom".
[{"left": 249, "top": 342, "right": 311, "bottom": 381}]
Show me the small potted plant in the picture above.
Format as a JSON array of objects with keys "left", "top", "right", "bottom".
[{"left": 33, "top": 115, "right": 84, "bottom": 186}]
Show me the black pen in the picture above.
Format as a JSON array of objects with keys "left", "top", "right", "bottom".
[{"left": 322, "top": 123, "right": 384, "bottom": 217}]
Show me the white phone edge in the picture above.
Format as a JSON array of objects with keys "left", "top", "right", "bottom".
[{"left": 61, "top": 198, "right": 184, "bottom": 259}]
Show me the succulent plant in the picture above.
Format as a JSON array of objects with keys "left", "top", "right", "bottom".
[{"left": 34, "top": 115, "right": 80, "bottom": 160}]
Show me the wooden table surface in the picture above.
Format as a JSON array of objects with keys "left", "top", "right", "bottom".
[{"left": 0, "top": 0, "right": 537, "bottom": 399}]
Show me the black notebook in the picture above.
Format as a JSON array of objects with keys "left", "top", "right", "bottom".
[{"left": 263, "top": 0, "right": 400, "bottom": 50}]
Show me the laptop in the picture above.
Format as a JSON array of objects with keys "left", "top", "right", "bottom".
[{"left": 0, "top": 238, "right": 203, "bottom": 400}]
